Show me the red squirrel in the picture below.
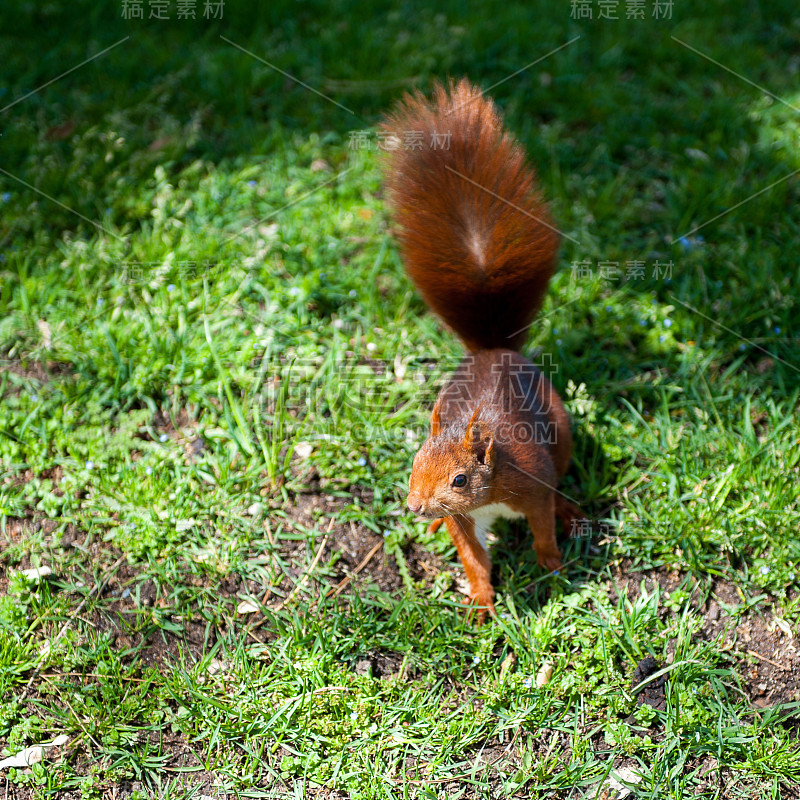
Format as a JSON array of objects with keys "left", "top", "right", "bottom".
[{"left": 381, "top": 79, "right": 580, "bottom": 620}]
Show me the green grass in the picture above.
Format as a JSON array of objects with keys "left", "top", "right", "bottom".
[{"left": 1, "top": 0, "right": 799, "bottom": 797}]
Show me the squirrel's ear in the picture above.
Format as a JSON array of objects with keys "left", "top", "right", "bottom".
[
  {"left": 463, "top": 408, "right": 495, "bottom": 467},
  {"left": 430, "top": 398, "right": 442, "bottom": 437}
]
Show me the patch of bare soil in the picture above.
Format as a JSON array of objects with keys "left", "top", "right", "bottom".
[
  {"left": 699, "top": 580, "right": 800, "bottom": 710},
  {"left": 274, "top": 488, "right": 450, "bottom": 601},
  {"left": 0, "top": 359, "right": 51, "bottom": 389},
  {"left": 612, "top": 562, "right": 800, "bottom": 711}
]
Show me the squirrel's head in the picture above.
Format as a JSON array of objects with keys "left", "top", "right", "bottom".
[{"left": 407, "top": 405, "right": 495, "bottom": 518}]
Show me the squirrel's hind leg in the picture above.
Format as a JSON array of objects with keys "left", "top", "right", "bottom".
[{"left": 555, "top": 495, "right": 583, "bottom": 538}]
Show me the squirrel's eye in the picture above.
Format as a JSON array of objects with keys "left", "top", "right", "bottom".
[{"left": 452, "top": 474, "right": 467, "bottom": 488}]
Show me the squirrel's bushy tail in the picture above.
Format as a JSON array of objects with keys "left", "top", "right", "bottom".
[{"left": 381, "top": 79, "right": 559, "bottom": 352}]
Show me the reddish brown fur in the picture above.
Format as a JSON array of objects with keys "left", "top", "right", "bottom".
[
  {"left": 383, "top": 81, "right": 578, "bottom": 621},
  {"left": 406, "top": 350, "right": 573, "bottom": 617},
  {"left": 381, "top": 79, "right": 558, "bottom": 351}
]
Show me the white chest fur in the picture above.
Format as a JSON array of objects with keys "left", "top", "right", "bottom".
[{"left": 469, "top": 503, "right": 525, "bottom": 551}]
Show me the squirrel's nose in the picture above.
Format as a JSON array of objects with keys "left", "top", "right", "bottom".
[{"left": 407, "top": 493, "right": 423, "bottom": 514}]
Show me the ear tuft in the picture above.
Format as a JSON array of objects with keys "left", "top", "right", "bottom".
[
  {"left": 430, "top": 398, "right": 442, "bottom": 437},
  {"left": 463, "top": 407, "right": 495, "bottom": 466}
]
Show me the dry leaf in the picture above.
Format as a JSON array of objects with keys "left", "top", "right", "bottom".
[
  {"left": 18, "top": 566, "right": 52, "bottom": 582},
  {"left": 773, "top": 616, "right": 794, "bottom": 638},
  {"left": 594, "top": 766, "right": 643, "bottom": 799},
  {"left": 294, "top": 442, "right": 313, "bottom": 459},
  {"left": 237, "top": 599, "right": 259, "bottom": 614},
  {"left": 0, "top": 734, "right": 68, "bottom": 770},
  {"left": 500, "top": 651, "right": 517, "bottom": 681},
  {"left": 536, "top": 662, "right": 554, "bottom": 687},
  {"left": 36, "top": 320, "right": 52, "bottom": 348}
]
